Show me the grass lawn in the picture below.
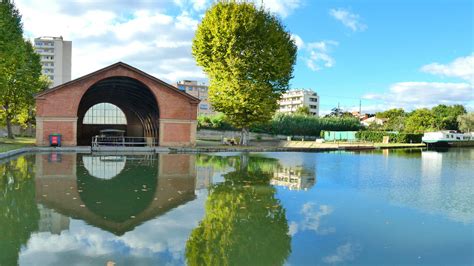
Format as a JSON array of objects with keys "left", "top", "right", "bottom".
[{"left": 0, "top": 137, "right": 35, "bottom": 153}]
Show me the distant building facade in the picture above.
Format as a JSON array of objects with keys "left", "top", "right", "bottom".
[
  {"left": 177, "top": 80, "right": 215, "bottom": 115},
  {"left": 278, "top": 89, "right": 320, "bottom": 116},
  {"left": 34, "top": 36, "right": 72, "bottom": 87}
]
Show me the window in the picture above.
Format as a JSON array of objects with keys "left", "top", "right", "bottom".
[
  {"left": 200, "top": 104, "right": 208, "bottom": 110},
  {"left": 83, "top": 103, "right": 127, "bottom": 125},
  {"left": 310, "top": 105, "right": 317, "bottom": 109},
  {"left": 309, "top": 97, "right": 318, "bottom": 102}
]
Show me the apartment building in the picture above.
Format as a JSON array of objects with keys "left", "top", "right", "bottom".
[
  {"left": 34, "top": 36, "right": 72, "bottom": 87},
  {"left": 278, "top": 89, "right": 320, "bottom": 116},
  {"left": 177, "top": 80, "right": 215, "bottom": 115}
]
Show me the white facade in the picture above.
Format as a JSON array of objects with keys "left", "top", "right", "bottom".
[
  {"left": 34, "top": 36, "right": 72, "bottom": 87},
  {"left": 177, "top": 80, "right": 216, "bottom": 115},
  {"left": 278, "top": 89, "right": 320, "bottom": 116}
]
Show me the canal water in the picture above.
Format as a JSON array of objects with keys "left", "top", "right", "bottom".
[{"left": 0, "top": 149, "right": 472, "bottom": 265}]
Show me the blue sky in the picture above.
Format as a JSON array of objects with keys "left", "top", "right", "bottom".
[{"left": 17, "top": 0, "right": 473, "bottom": 114}]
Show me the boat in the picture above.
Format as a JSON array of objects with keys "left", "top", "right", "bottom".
[{"left": 422, "top": 131, "right": 474, "bottom": 147}]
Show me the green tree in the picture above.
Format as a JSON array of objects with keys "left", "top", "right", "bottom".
[
  {"left": 0, "top": 156, "right": 40, "bottom": 265},
  {"left": 0, "top": 1, "right": 43, "bottom": 139},
  {"left": 376, "top": 108, "right": 406, "bottom": 131},
  {"left": 457, "top": 112, "right": 474, "bottom": 133},
  {"left": 186, "top": 154, "right": 291, "bottom": 266},
  {"left": 431, "top": 104, "right": 466, "bottom": 130},
  {"left": 192, "top": 1, "right": 297, "bottom": 145},
  {"left": 295, "top": 106, "right": 311, "bottom": 116},
  {"left": 404, "top": 108, "right": 436, "bottom": 133}
]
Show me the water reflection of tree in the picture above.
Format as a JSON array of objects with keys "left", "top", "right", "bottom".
[
  {"left": 186, "top": 154, "right": 291, "bottom": 266},
  {"left": 0, "top": 156, "right": 39, "bottom": 265}
]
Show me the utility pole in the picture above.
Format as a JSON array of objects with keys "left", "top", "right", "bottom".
[{"left": 359, "top": 99, "right": 362, "bottom": 115}]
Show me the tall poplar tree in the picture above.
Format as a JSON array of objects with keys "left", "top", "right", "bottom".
[
  {"left": 193, "top": 1, "right": 297, "bottom": 145},
  {"left": 0, "top": 1, "right": 43, "bottom": 138}
]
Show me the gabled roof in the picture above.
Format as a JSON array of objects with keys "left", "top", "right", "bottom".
[{"left": 35, "top": 62, "right": 200, "bottom": 103}]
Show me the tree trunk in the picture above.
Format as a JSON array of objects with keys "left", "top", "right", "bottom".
[
  {"left": 6, "top": 117, "right": 14, "bottom": 139},
  {"left": 240, "top": 127, "right": 250, "bottom": 146}
]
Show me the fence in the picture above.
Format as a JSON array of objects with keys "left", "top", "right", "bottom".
[{"left": 91, "top": 136, "right": 158, "bottom": 150}]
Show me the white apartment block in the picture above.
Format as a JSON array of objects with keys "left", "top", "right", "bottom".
[
  {"left": 177, "top": 80, "right": 216, "bottom": 115},
  {"left": 278, "top": 89, "right": 320, "bottom": 116},
  {"left": 34, "top": 36, "right": 72, "bottom": 87}
]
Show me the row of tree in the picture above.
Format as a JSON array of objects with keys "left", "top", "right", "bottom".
[
  {"left": 0, "top": 1, "right": 49, "bottom": 138},
  {"left": 372, "top": 105, "right": 472, "bottom": 133}
]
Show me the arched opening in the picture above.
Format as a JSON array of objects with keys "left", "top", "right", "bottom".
[{"left": 77, "top": 76, "right": 160, "bottom": 145}]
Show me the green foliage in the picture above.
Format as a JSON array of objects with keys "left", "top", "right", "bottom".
[
  {"left": 186, "top": 154, "right": 290, "bottom": 266},
  {"left": 0, "top": 2, "right": 43, "bottom": 138},
  {"left": 356, "top": 131, "right": 423, "bottom": 143},
  {"left": 325, "top": 107, "right": 354, "bottom": 118},
  {"left": 252, "top": 113, "right": 361, "bottom": 137},
  {"left": 376, "top": 108, "right": 406, "bottom": 131},
  {"left": 197, "top": 113, "right": 234, "bottom": 130},
  {"left": 404, "top": 108, "right": 436, "bottom": 133},
  {"left": 431, "top": 104, "right": 466, "bottom": 130},
  {"left": 295, "top": 106, "right": 310, "bottom": 116},
  {"left": 0, "top": 156, "right": 40, "bottom": 265},
  {"left": 457, "top": 112, "right": 474, "bottom": 132},
  {"left": 192, "top": 1, "right": 297, "bottom": 137}
]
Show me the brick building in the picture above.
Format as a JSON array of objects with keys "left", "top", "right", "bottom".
[{"left": 35, "top": 62, "right": 199, "bottom": 147}]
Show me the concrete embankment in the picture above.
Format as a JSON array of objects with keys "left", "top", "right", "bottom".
[{"left": 0, "top": 142, "right": 427, "bottom": 160}]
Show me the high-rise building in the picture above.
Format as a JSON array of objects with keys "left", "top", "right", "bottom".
[
  {"left": 34, "top": 36, "right": 72, "bottom": 87},
  {"left": 278, "top": 89, "right": 320, "bottom": 116},
  {"left": 177, "top": 80, "right": 215, "bottom": 115}
]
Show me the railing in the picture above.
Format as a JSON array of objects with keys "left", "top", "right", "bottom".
[{"left": 91, "top": 136, "right": 157, "bottom": 149}]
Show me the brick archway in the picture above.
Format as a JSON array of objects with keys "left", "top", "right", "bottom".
[{"left": 35, "top": 62, "right": 199, "bottom": 147}]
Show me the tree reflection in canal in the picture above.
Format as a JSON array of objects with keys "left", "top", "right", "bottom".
[
  {"left": 187, "top": 154, "right": 291, "bottom": 266},
  {"left": 0, "top": 156, "right": 39, "bottom": 265}
]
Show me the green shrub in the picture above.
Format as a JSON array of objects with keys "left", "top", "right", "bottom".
[
  {"left": 197, "top": 114, "right": 234, "bottom": 130},
  {"left": 356, "top": 131, "right": 423, "bottom": 143}
]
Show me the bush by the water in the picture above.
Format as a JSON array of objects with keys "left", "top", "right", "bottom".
[
  {"left": 197, "top": 114, "right": 234, "bottom": 130},
  {"left": 198, "top": 113, "right": 361, "bottom": 137},
  {"left": 356, "top": 131, "right": 423, "bottom": 143}
]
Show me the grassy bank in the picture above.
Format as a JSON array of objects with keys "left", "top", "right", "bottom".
[{"left": 0, "top": 137, "right": 35, "bottom": 153}]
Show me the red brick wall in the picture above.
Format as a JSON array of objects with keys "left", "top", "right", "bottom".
[
  {"left": 42, "top": 121, "right": 75, "bottom": 146},
  {"left": 36, "top": 64, "right": 198, "bottom": 146}
]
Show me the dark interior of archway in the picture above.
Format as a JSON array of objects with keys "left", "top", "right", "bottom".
[{"left": 77, "top": 77, "right": 160, "bottom": 145}]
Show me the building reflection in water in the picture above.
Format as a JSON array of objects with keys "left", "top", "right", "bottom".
[
  {"left": 34, "top": 153, "right": 199, "bottom": 235},
  {"left": 271, "top": 166, "right": 316, "bottom": 190}
]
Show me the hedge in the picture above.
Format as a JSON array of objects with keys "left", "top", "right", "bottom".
[
  {"left": 198, "top": 113, "right": 362, "bottom": 137},
  {"left": 355, "top": 131, "right": 423, "bottom": 143}
]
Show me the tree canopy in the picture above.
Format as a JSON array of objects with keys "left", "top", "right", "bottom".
[
  {"left": 187, "top": 154, "right": 291, "bottom": 266},
  {"left": 192, "top": 1, "right": 297, "bottom": 144},
  {"left": 457, "top": 112, "right": 474, "bottom": 133},
  {"left": 0, "top": 1, "right": 43, "bottom": 138}
]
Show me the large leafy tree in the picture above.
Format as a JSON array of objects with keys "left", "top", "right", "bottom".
[
  {"left": 187, "top": 154, "right": 291, "bottom": 266},
  {"left": 404, "top": 108, "right": 436, "bottom": 133},
  {"left": 457, "top": 112, "right": 474, "bottom": 133},
  {"left": 0, "top": 1, "right": 43, "bottom": 138},
  {"left": 192, "top": 1, "right": 297, "bottom": 145},
  {"left": 0, "top": 156, "right": 40, "bottom": 265},
  {"left": 376, "top": 108, "right": 406, "bottom": 131},
  {"left": 431, "top": 104, "right": 466, "bottom": 130}
]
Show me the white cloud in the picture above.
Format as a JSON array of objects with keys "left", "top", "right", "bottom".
[
  {"left": 258, "top": 0, "right": 302, "bottom": 18},
  {"left": 305, "top": 41, "right": 338, "bottom": 71},
  {"left": 421, "top": 54, "right": 474, "bottom": 83},
  {"left": 297, "top": 202, "right": 336, "bottom": 235},
  {"left": 362, "top": 81, "right": 473, "bottom": 110},
  {"left": 16, "top": 0, "right": 207, "bottom": 83},
  {"left": 361, "top": 54, "right": 474, "bottom": 111},
  {"left": 323, "top": 242, "right": 360, "bottom": 264},
  {"left": 291, "top": 34, "right": 305, "bottom": 49},
  {"left": 329, "top": 8, "right": 367, "bottom": 32}
]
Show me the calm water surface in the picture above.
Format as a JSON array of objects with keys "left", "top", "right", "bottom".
[{"left": 0, "top": 149, "right": 473, "bottom": 265}]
